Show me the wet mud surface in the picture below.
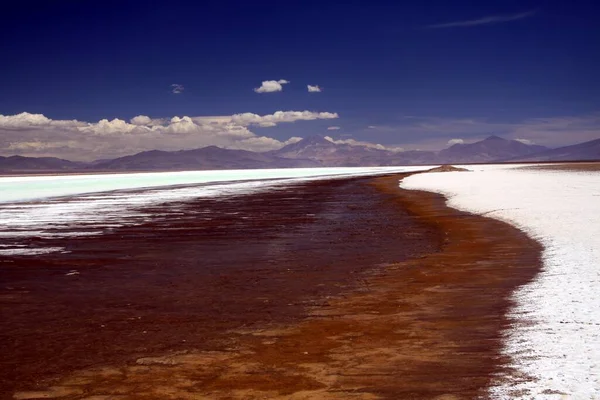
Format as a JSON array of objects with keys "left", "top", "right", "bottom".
[
  {"left": 1, "top": 176, "right": 438, "bottom": 397},
  {"left": 1, "top": 174, "right": 542, "bottom": 399}
]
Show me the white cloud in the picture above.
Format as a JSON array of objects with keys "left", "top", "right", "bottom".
[
  {"left": 426, "top": 9, "right": 538, "bottom": 29},
  {"left": 231, "top": 136, "right": 303, "bottom": 152},
  {"left": 0, "top": 112, "right": 51, "bottom": 128},
  {"left": 324, "top": 136, "right": 402, "bottom": 152},
  {"left": 385, "top": 146, "right": 405, "bottom": 152},
  {"left": 0, "top": 112, "right": 83, "bottom": 130},
  {"left": 515, "top": 138, "right": 534, "bottom": 144},
  {"left": 0, "top": 111, "right": 339, "bottom": 160},
  {"left": 130, "top": 115, "right": 152, "bottom": 125},
  {"left": 254, "top": 79, "right": 289, "bottom": 93},
  {"left": 284, "top": 137, "right": 303, "bottom": 145},
  {"left": 79, "top": 118, "right": 140, "bottom": 135},
  {"left": 447, "top": 138, "right": 464, "bottom": 146},
  {"left": 171, "top": 84, "right": 184, "bottom": 94},
  {"left": 327, "top": 126, "right": 341, "bottom": 130},
  {"left": 307, "top": 85, "right": 322, "bottom": 93},
  {"left": 229, "top": 111, "right": 338, "bottom": 127}
]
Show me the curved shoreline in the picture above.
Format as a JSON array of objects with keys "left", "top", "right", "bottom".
[
  {"left": 4, "top": 173, "right": 543, "bottom": 399},
  {"left": 402, "top": 165, "right": 600, "bottom": 398},
  {"left": 371, "top": 175, "right": 543, "bottom": 398}
]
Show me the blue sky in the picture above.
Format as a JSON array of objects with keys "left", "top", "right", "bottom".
[{"left": 1, "top": 0, "right": 599, "bottom": 159}]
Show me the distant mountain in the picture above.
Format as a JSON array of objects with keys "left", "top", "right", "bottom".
[
  {"left": 509, "top": 138, "right": 600, "bottom": 162},
  {"left": 370, "top": 150, "right": 439, "bottom": 166},
  {"left": 0, "top": 155, "right": 80, "bottom": 172},
  {"left": 271, "top": 136, "right": 337, "bottom": 159},
  {"left": 272, "top": 135, "right": 549, "bottom": 166},
  {"left": 436, "top": 136, "right": 547, "bottom": 163},
  {"left": 272, "top": 136, "right": 396, "bottom": 167},
  {"left": 1, "top": 136, "right": 598, "bottom": 174},
  {"left": 93, "top": 146, "right": 319, "bottom": 171}
]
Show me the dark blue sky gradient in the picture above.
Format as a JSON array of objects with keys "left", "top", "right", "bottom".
[{"left": 1, "top": 0, "right": 599, "bottom": 146}]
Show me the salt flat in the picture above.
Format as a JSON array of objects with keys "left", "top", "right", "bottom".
[{"left": 402, "top": 164, "right": 600, "bottom": 399}]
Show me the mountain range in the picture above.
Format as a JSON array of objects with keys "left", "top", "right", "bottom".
[{"left": 1, "top": 136, "right": 599, "bottom": 173}]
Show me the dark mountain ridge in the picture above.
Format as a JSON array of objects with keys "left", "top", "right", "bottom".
[
  {"left": 436, "top": 135, "right": 548, "bottom": 163},
  {"left": 1, "top": 136, "right": 599, "bottom": 173},
  {"left": 93, "top": 146, "right": 319, "bottom": 171},
  {"left": 271, "top": 135, "right": 392, "bottom": 167},
  {"left": 509, "top": 138, "right": 600, "bottom": 162},
  {"left": 0, "top": 155, "right": 80, "bottom": 171}
]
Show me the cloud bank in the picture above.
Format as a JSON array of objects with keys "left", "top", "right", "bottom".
[
  {"left": 426, "top": 9, "right": 538, "bottom": 29},
  {"left": 0, "top": 111, "right": 337, "bottom": 160},
  {"left": 3, "top": 111, "right": 598, "bottom": 160},
  {"left": 254, "top": 80, "right": 289, "bottom": 93}
]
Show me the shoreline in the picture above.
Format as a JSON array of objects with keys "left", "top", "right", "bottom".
[
  {"left": 1, "top": 159, "right": 598, "bottom": 178},
  {"left": 2, "top": 173, "right": 543, "bottom": 399}
]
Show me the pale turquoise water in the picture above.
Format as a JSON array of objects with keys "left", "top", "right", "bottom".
[
  {"left": 0, "top": 166, "right": 429, "bottom": 203},
  {"left": 0, "top": 166, "right": 433, "bottom": 255}
]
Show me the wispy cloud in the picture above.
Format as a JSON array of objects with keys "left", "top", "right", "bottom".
[
  {"left": 324, "top": 136, "right": 402, "bottom": 152},
  {"left": 515, "top": 138, "right": 533, "bottom": 144},
  {"left": 426, "top": 9, "right": 538, "bottom": 29},
  {"left": 307, "top": 85, "right": 322, "bottom": 93},
  {"left": 327, "top": 126, "right": 341, "bottom": 130},
  {"left": 170, "top": 84, "right": 184, "bottom": 94}
]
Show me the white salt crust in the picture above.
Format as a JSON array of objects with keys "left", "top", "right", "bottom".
[{"left": 402, "top": 164, "right": 600, "bottom": 399}]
